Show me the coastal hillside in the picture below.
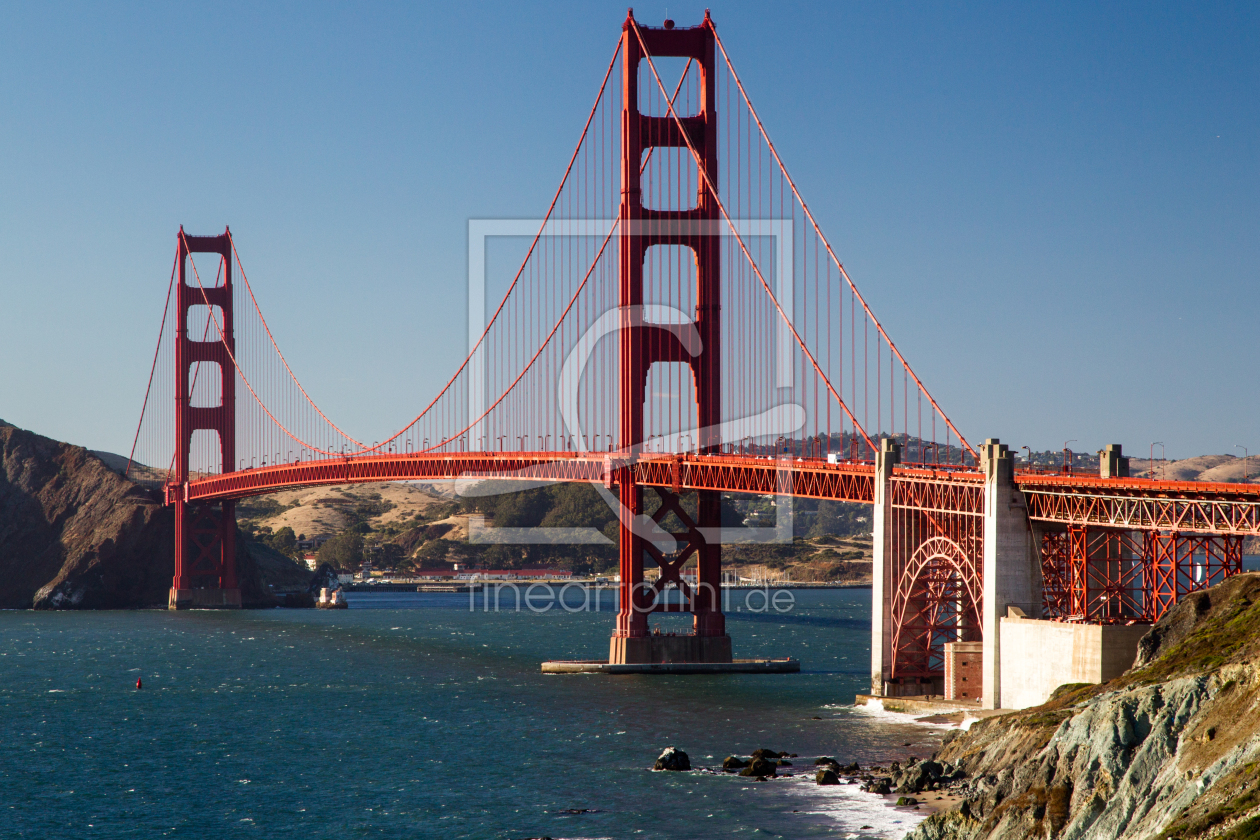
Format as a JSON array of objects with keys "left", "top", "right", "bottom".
[
  {"left": 240, "top": 482, "right": 448, "bottom": 539},
  {"left": 1129, "top": 454, "right": 1260, "bottom": 484},
  {"left": 906, "top": 572, "right": 1260, "bottom": 840},
  {"left": 0, "top": 420, "right": 305, "bottom": 608},
  {"left": 229, "top": 476, "right": 874, "bottom": 583}
]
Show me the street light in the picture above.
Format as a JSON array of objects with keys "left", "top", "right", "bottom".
[
  {"left": 1150, "top": 442, "right": 1165, "bottom": 480},
  {"left": 1021, "top": 446, "right": 1032, "bottom": 469},
  {"left": 1063, "top": 440, "right": 1077, "bottom": 475},
  {"left": 1236, "top": 444, "right": 1249, "bottom": 480}
]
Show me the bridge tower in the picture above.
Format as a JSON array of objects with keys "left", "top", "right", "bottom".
[
  {"left": 610, "top": 11, "right": 731, "bottom": 664},
  {"left": 169, "top": 228, "right": 241, "bottom": 609}
]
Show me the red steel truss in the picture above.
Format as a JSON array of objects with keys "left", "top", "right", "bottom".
[
  {"left": 172, "top": 452, "right": 882, "bottom": 504},
  {"left": 174, "top": 452, "right": 603, "bottom": 503},
  {"left": 1039, "top": 525, "right": 1245, "bottom": 623},
  {"left": 1027, "top": 473, "right": 1256, "bottom": 626},
  {"left": 1039, "top": 531, "right": 1072, "bottom": 619},
  {"left": 1067, "top": 527, "right": 1146, "bottom": 622},
  {"left": 631, "top": 454, "right": 876, "bottom": 502},
  {"left": 1146, "top": 532, "right": 1243, "bottom": 618},
  {"left": 638, "top": 487, "right": 718, "bottom": 615},
  {"left": 887, "top": 476, "right": 985, "bottom": 682},
  {"left": 1020, "top": 475, "right": 1260, "bottom": 535}
]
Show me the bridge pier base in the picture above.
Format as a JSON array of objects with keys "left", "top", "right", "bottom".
[
  {"left": 169, "top": 588, "right": 242, "bottom": 610},
  {"left": 980, "top": 439, "right": 1042, "bottom": 709},
  {"left": 610, "top": 633, "right": 732, "bottom": 665}
]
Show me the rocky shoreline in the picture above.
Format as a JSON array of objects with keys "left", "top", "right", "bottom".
[
  {"left": 649, "top": 574, "right": 1260, "bottom": 840},
  {"left": 903, "top": 572, "right": 1260, "bottom": 840},
  {"left": 650, "top": 740, "right": 976, "bottom": 822}
]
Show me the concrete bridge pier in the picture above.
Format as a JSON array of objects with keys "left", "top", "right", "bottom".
[
  {"left": 870, "top": 437, "right": 1043, "bottom": 707},
  {"left": 979, "top": 438, "right": 1042, "bottom": 709},
  {"left": 870, "top": 438, "right": 899, "bottom": 696}
]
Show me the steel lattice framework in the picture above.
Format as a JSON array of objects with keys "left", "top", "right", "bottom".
[
  {"left": 886, "top": 475, "right": 985, "bottom": 681},
  {"left": 1024, "top": 475, "right": 1257, "bottom": 625},
  {"left": 1019, "top": 476, "right": 1260, "bottom": 535},
  {"left": 1038, "top": 524, "right": 1245, "bottom": 624}
]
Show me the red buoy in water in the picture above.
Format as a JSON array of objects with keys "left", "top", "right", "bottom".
[{"left": 136, "top": 677, "right": 142, "bottom": 690}]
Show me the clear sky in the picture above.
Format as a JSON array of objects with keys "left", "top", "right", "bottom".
[{"left": 2, "top": 1, "right": 1256, "bottom": 460}]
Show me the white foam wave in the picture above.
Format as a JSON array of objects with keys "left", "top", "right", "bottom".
[
  {"left": 847, "top": 697, "right": 966, "bottom": 730},
  {"left": 779, "top": 772, "right": 928, "bottom": 838}
]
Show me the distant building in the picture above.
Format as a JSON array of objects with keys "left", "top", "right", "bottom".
[
  {"left": 303, "top": 553, "right": 319, "bottom": 571},
  {"left": 455, "top": 569, "right": 573, "bottom": 581}
]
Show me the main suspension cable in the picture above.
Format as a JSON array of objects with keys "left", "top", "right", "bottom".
[
  {"left": 125, "top": 252, "right": 179, "bottom": 479},
  {"left": 711, "top": 25, "right": 975, "bottom": 461},
  {"left": 631, "top": 19, "right": 876, "bottom": 454}
]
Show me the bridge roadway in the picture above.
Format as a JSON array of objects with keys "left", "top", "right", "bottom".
[{"left": 169, "top": 452, "right": 1260, "bottom": 537}]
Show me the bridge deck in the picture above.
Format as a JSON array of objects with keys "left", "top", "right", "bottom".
[{"left": 170, "top": 453, "right": 1260, "bottom": 536}]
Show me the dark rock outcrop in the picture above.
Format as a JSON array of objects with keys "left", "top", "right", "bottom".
[
  {"left": 862, "top": 777, "right": 893, "bottom": 795},
  {"left": 816, "top": 768, "right": 840, "bottom": 785},
  {"left": 308, "top": 562, "right": 343, "bottom": 594},
  {"left": 0, "top": 421, "right": 304, "bottom": 608},
  {"left": 247, "top": 541, "right": 314, "bottom": 594},
  {"left": 739, "top": 757, "right": 777, "bottom": 777},
  {"left": 282, "top": 591, "right": 316, "bottom": 608},
  {"left": 722, "top": 755, "right": 750, "bottom": 771},
  {"left": 751, "top": 748, "right": 789, "bottom": 761},
  {"left": 892, "top": 759, "right": 959, "bottom": 794},
  {"left": 652, "top": 747, "right": 691, "bottom": 771}
]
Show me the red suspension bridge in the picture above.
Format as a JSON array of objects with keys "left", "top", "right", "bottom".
[{"left": 127, "top": 12, "right": 1260, "bottom": 697}]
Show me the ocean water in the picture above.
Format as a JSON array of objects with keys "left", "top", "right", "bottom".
[{"left": 0, "top": 589, "right": 950, "bottom": 839}]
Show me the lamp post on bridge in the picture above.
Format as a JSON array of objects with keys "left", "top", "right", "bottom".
[
  {"left": 1236, "top": 444, "right": 1249, "bottom": 481},
  {"left": 1062, "top": 440, "right": 1077, "bottom": 475},
  {"left": 1150, "top": 442, "right": 1165, "bottom": 480}
]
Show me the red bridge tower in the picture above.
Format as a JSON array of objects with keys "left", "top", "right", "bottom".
[
  {"left": 169, "top": 228, "right": 240, "bottom": 609},
  {"left": 610, "top": 12, "right": 731, "bottom": 664}
]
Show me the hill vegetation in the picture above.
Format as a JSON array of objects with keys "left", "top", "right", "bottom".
[{"left": 235, "top": 478, "right": 874, "bottom": 582}]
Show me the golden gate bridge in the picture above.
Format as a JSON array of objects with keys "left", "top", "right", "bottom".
[{"left": 125, "top": 11, "right": 1260, "bottom": 704}]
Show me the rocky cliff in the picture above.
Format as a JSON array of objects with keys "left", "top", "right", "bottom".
[
  {"left": 906, "top": 572, "right": 1260, "bottom": 840},
  {"left": 0, "top": 420, "right": 299, "bottom": 608}
]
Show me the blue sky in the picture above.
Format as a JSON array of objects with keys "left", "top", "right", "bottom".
[{"left": 1, "top": 1, "right": 1256, "bottom": 459}]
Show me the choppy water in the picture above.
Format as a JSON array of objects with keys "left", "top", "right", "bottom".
[{"left": 0, "top": 589, "right": 950, "bottom": 839}]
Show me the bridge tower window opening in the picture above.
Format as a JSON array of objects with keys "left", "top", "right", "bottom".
[
  {"left": 187, "top": 429, "right": 223, "bottom": 477},
  {"left": 187, "top": 361, "right": 222, "bottom": 410},
  {"left": 637, "top": 55, "right": 701, "bottom": 119},
  {"left": 186, "top": 304, "right": 224, "bottom": 338},
  {"left": 641, "top": 147, "right": 700, "bottom": 212},
  {"left": 643, "top": 362, "right": 700, "bottom": 454}
]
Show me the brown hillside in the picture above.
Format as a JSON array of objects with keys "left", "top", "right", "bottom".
[{"left": 0, "top": 420, "right": 297, "bottom": 608}]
